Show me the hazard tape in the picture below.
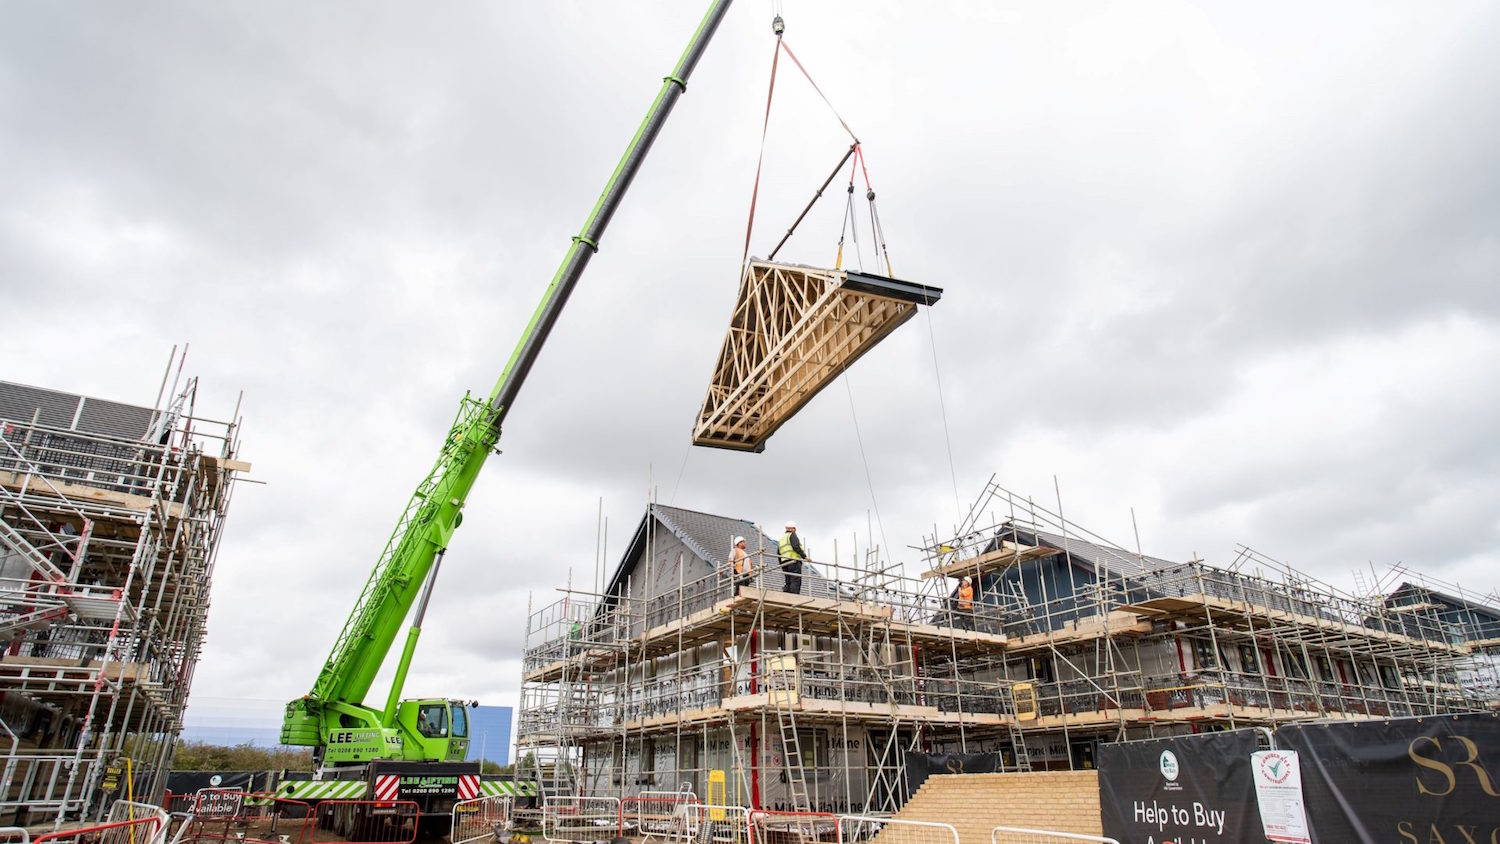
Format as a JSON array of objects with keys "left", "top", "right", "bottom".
[
  {"left": 480, "top": 780, "right": 539, "bottom": 797},
  {"left": 276, "top": 779, "right": 369, "bottom": 800},
  {"left": 374, "top": 774, "right": 400, "bottom": 802},
  {"left": 276, "top": 777, "right": 536, "bottom": 800}
]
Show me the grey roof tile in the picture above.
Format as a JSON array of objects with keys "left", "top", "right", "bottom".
[
  {"left": 994, "top": 524, "right": 1176, "bottom": 580},
  {"left": 651, "top": 504, "right": 776, "bottom": 566},
  {"left": 0, "top": 381, "right": 157, "bottom": 441}
]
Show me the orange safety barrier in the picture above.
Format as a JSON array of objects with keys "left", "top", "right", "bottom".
[
  {"left": 310, "top": 800, "right": 420, "bottom": 844},
  {"left": 751, "top": 810, "right": 837, "bottom": 844},
  {"left": 34, "top": 817, "right": 163, "bottom": 844},
  {"left": 163, "top": 790, "right": 198, "bottom": 814},
  {"left": 175, "top": 794, "right": 315, "bottom": 844}
]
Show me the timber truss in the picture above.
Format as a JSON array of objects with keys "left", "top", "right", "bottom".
[{"left": 692, "top": 260, "right": 942, "bottom": 452}]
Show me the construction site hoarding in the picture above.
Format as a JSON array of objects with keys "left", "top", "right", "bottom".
[
  {"left": 1277, "top": 712, "right": 1500, "bottom": 844},
  {"left": 1097, "top": 730, "right": 1262, "bottom": 844},
  {"left": 904, "top": 751, "right": 1002, "bottom": 797}
]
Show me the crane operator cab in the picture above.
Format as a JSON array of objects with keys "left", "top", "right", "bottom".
[{"left": 398, "top": 698, "right": 471, "bottom": 762}]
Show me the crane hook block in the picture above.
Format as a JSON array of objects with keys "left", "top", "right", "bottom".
[{"left": 772, "top": 15, "right": 785, "bottom": 35}]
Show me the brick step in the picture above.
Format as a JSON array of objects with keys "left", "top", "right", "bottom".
[{"left": 890, "top": 772, "right": 1105, "bottom": 844}]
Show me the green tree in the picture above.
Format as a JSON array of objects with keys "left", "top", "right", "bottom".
[{"left": 171, "top": 741, "right": 314, "bottom": 772}]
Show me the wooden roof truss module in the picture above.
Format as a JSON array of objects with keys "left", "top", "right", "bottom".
[{"left": 692, "top": 260, "right": 942, "bottom": 452}]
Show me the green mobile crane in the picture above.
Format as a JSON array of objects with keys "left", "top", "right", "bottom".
[{"left": 275, "top": 0, "right": 735, "bottom": 820}]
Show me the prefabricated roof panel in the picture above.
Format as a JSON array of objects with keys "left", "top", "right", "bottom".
[{"left": 692, "top": 261, "right": 943, "bottom": 453}]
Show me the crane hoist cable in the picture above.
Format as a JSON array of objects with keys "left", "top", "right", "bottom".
[{"left": 740, "top": 12, "right": 884, "bottom": 270}]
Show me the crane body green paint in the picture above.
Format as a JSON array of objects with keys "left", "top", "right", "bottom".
[{"left": 281, "top": 0, "right": 735, "bottom": 765}]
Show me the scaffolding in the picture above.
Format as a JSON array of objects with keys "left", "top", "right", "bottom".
[
  {"left": 518, "top": 488, "right": 1497, "bottom": 812},
  {"left": 519, "top": 504, "right": 1028, "bottom": 818},
  {"left": 0, "top": 369, "right": 247, "bottom": 824}
]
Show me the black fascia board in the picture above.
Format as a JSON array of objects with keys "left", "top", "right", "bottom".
[{"left": 842, "top": 271, "right": 944, "bottom": 306}]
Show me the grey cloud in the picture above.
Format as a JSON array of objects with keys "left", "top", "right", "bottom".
[{"left": 4, "top": 1, "right": 1498, "bottom": 732}]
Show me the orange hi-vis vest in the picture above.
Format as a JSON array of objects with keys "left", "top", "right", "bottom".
[
  {"left": 958, "top": 581, "right": 974, "bottom": 611},
  {"left": 731, "top": 546, "right": 750, "bottom": 575}
]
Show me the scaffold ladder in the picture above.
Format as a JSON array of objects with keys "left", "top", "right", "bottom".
[
  {"left": 766, "top": 652, "right": 812, "bottom": 812},
  {"left": 1005, "top": 709, "right": 1034, "bottom": 772}
]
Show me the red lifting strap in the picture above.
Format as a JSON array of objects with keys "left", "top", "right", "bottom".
[
  {"left": 778, "top": 40, "right": 857, "bottom": 143},
  {"left": 742, "top": 32, "right": 863, "bottom": 270},
  {"left": 742, "top": 33, "right": 784, "bottom": 270}
]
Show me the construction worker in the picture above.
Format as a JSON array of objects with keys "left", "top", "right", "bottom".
[
  {"left": 778, "top": 521, "right": 806, "bottom": 596},
  {"left": 957, "top": 576, "right": 975, "bottom": 630},
  {"left": 729, "top": 536, "right": 752, "bottom": 591}
]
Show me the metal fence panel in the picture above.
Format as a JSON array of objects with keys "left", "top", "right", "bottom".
[
  {"left": 452, "top": 795, "right": 512, "bottom": 844},
  {"left": 33, "top": 818, "right": 163, "bottom": 844},
  {"left": 683, "top": 804, "right": 752, "bottom": 844},
  {"left": 107, "top": 801, "right": 171, "bottom": 830},
  {"left": 991, "top": 828, "right": 1119, "bottom": 844},
  {"left": 751, "top": 810, "right": 838, "bottom": 844},
  {"left": 542, "top": 797, "right": 621, "bottom": 844},
  {"left": 622, "top": 795, "right": 701, "bottom": 841},
  {"left": 836, "top": 816, "right": 958, "bottom": 844}
]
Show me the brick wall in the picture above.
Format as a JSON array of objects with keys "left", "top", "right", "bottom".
[{"left": 890, "top": 771, "right": 1103, "bottom": 843}]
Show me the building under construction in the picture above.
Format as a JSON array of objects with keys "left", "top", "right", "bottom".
[
  {"left": 0, "top": 369, "right": 248, "bottom": 823},
  {"left": 519, "top": 485, "right": 1499, "bottom": 812}
]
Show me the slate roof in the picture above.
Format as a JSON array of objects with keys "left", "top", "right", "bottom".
[
  {"left": 990, "top": 523, "right": 1174, "bottom": 580},
  {"left": 1389, "top": 582, "right": 1500, "bottom": 621},
  {"left": 0, "top": 380, "right": 159, "bottom": 442},
  {"left": 603, "top": 503, "right": 833, "bottom": 600},
  {"left": 652, "top": 504, "right": 777, "bottom": 568}
]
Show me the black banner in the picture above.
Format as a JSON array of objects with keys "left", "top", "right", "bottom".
[
  {"left": 1099, "top": 730, "right": 1264, "bottom": 843},
  {"left": 164, "top": 770, "right": 269, "bottom": 795},
  {"left": 904, "top": 751, "right": 1000, "bottom": 795},
  {"left": 1278, "top": 712, "right": 1500, "bottom": 844}
]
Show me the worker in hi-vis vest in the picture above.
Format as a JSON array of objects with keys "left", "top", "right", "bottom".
[
  {"left": 729, "top": 535, "right": 752, "bottom": 590},
  {"left": 778, "top": 521, "right": 806, "bottom": 595},
  {"left": 957, "top": 576, "right": 975, "bottom": 629}
]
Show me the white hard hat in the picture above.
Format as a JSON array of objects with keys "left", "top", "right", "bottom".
[
  {"left": 785, "top": 520, "right": 797, "bottom": 530},
  {"left": 734, "top": 536, "right": 746, "bottom": 546}
]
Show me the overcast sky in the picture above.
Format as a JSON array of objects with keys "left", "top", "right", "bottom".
[{"left": 3, "top": 1, "right": 1497, "bottom": 750}]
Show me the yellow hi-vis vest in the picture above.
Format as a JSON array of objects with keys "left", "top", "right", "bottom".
[{"left": 779, "top": 532, "right": 804, "bottom": 561}]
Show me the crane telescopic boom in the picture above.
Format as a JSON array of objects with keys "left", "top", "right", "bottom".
[{"left": 280, "top": 0, "right": 736, "bottom": 767}]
